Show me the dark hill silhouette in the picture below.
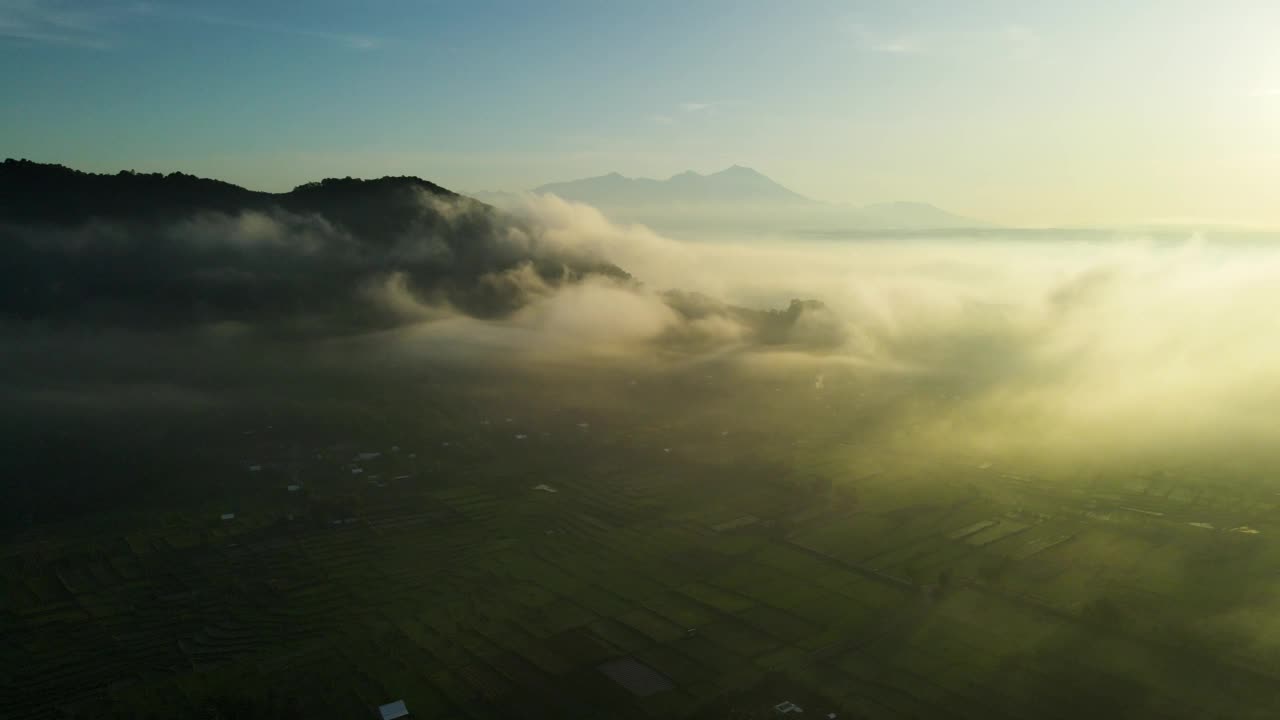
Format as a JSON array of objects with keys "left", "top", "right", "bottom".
[
  {"left": 280, "top": 175, "right": 458, "bottom": 241},
  {"left": 2, "top": 159, "right": 268, "bottom": 223},
  {"left": 1, "top": 158, "right": 459, "bottom": 229},
  {"left": 0, "top": 159, "right": 626, "bottom": 329}
]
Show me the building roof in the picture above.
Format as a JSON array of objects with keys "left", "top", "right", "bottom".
[{"left": 377, "top": 700, "right": 409, "bottom": 720}]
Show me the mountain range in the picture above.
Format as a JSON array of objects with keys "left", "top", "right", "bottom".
[
  {"left": 474, "top": 166, "right": 987, "bottom": 231},
  {"left": 533, "top": 165, "right": 809, "bottom": 206}
]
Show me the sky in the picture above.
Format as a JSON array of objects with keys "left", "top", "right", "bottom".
[{"left": 3, "top": 0, "right": 1280, "bottom": 227}]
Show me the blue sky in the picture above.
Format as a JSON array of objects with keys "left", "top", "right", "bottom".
[{"left": 4, "top": 0, "right": 1280, "bottom": 225}]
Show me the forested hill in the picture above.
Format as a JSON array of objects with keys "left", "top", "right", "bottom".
[{"left": 0, "top": 159, "right": 627, "bottom": 328}]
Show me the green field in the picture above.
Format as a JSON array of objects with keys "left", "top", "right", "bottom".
[{"left": 6, "top": 366, "right": 1280, "bottom": 719}]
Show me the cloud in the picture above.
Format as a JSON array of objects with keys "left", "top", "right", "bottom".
[
  {"left": 873, "top": 38, "right": 925, "bottom": 54},
  {"left": 361, "top": 270, "right": 452, "bottom": 323},
  {"left": 500, "top": 192, "right": 693, "bottom": 279},
  {"left": 11, "top": 163, "right": 1280, "bottom": 480},
  {"left": 1001, "top": 23, "right": 1040, "bottom": 58},
  {"left": 409, "top": 205, "right": 1280, "bottom": 468},
  {"left": 651, "top": 102, "right": 714, "bottom": 126},
  {"left": 173, "top": 209, "right": 351, "bottom": 254},
  {"left": 848, "top": 22, "right": 928, "bottom": 55},
  {"left": 260, "top": 25, "right": 383, "bottom": 51},
  {"left": 846, "top": 20, "right": 1041, "bottom": 59},
  {"left": 185, "top": 11, "right": 381, "bottom": 49},
  {"left": 0, "top": 1, "right": 384, "bottom": 50},
  {"left": 0, "top": 0, "right": 125, "bottom": 48},
  {"left": 156, "top": 8, "right": 384, "bottom": 50}
]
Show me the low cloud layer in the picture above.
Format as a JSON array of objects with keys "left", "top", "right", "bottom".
[
  {"left": 6, "top": 164, "right": 1280, "bottom": 478},
  {"left": 628, "top": 232, "right": 1280, "bottom": 468},
  {"left": 394, "top": 200, "right": 1280, "bottom": 469}
]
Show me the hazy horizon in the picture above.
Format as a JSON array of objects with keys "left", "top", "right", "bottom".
[{"left": 6, "top": 1, "right": 1280, "bottom": 227}]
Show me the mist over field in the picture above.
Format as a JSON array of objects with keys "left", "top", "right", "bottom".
[{"left": 11, "top": 185, "right": 1280, "bottom": 476}]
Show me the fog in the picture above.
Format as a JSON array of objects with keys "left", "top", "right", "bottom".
[
  {"left": 8, "top": 184, "right": 1280, "bottom": 487},
  {"left": 10, "top": 179, "right": 1280, "bottom": 716},
  {"left": 361, "top": 196, "right": 1280, "bottom": 473}
]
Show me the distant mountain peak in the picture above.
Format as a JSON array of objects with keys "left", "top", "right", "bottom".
[
  {"left": 507, "top": 165, "right": 987, "bottom": 230},
  {"left": 533, "top": 165, "right": 810, "bottom": 206}
]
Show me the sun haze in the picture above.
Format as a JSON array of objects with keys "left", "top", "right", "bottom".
[{"left": 5, "top": 3, "right": 1280, "bottom": 719}]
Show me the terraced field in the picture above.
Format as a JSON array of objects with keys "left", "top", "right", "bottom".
[{"left": 8, "top": 374, "right": 1280, "bottom": 720}]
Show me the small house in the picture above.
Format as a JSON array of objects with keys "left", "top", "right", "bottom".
[{"left": 377, "top": 700, "right": 409, "bottom": 720}]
